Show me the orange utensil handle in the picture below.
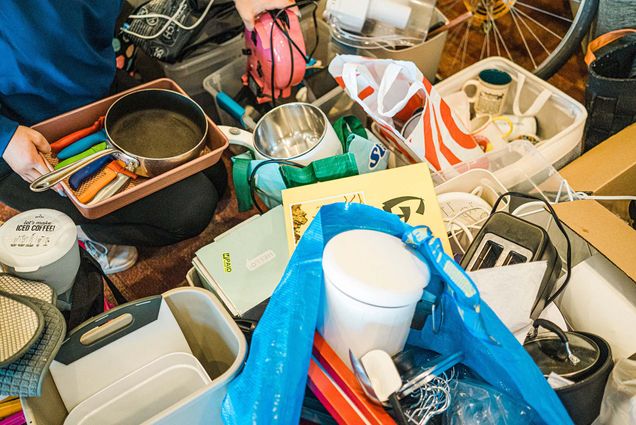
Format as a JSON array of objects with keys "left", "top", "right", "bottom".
[
  {"left": 108, "top": 159, "right": 138, "bottom": 180},
  {"left": 50, "top": 116, "right": 105, "bottom": 153},
  {"left": 78, "top": 167, "right": 117, "bottom": 204}
]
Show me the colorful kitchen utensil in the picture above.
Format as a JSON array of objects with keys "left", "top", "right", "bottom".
[
  {"left": 50, "top": 117, "right": 104, "bottom": 153},
  {"left": 78, "top": 160, "right": 137, "bottom": 204},
  {"left": 55, "top": 142, "right": 108, "bottom": 170},
  {"left": 56, "top": 130, "right": 108, "bottom": 161},
  {"left": 89, "top": 160, "right": 138, "bottom": 205},
  {"left": 68, "top": 155, "right": 113, "bottom": 191}
]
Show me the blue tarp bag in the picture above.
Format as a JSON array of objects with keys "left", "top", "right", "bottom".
[{"left": 221, "top": 203, "right": 571, "bottom": 425}]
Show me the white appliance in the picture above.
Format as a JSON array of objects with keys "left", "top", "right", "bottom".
[{"left": 319, "top": 229, "right": 430, "bottom": 368}]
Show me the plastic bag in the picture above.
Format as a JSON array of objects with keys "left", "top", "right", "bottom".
[
  {"left": 595, "top": 355, "right": 636, "bottom": 424},
  {"left": 221, "top": 203, "right": 571, "bottom": 425},
  {"left": 445, "top": 379, "right": 538, "bottom": 425},
  {"left": 329, "top": 56, "right": 484, "bottom": 170}
]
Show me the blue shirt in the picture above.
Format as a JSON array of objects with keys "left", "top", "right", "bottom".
[{"left": 0, "top": 1, "right": 122, "bottom": 156}]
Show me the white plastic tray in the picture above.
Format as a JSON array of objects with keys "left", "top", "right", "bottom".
[{"left": 65, "top": 352, "right": 211, "bottom": 425}]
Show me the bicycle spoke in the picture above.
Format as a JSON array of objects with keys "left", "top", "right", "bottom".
[
  {"left": 513, "top": 6, "right": 564, "bottom": 40},
  {"left": 480, "top": 25, "right": 488, "bottom": 59},
  {"left": 510, "top": 6, "right": 551, "bottom": 57},
  {"left": 484, "top": 2, "right": 512, "bottom": 61},
  {"left": 452, "top": 20, "right": 472, "bottom": 68},
  {"left": 486, "top": 24, "right": 491, "bottom": 57},
  {"left": 509, "top": 5, "right": 537, "bottom": 68},
  {"left": 516, "top": 2, "right": 573, "bottom": 23}
]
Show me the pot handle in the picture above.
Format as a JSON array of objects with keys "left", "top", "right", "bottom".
[
  {"left": 532, "top": 319, "right": 580, "bottom": 366},
  {"left": 218, "top": 125, "right": 256, "bottom": 153},
  {"left": 30, "top": 148, "right": 118, "bottom": 192}
]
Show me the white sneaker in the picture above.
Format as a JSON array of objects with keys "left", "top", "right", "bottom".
[{"left": 77, "top": 227, "right": 138, "bottom": 275}]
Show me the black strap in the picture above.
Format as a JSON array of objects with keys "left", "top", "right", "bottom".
[{"left": 81, "top": 250, "right": 128, "bottom": 305}]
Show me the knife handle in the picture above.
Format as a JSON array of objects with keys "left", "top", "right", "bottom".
[
  {"left": 56, "top": 130, "right": 108, "bottom": 161},
  {"left": 78, "top": 167, "right": 117, "bottom": 204},
  {"left": 69, "top": 155, "right": 113, "bottom": 191},
  {"left": 50, "top": 116, "right": 104, "bottom": 153},
  {"left": 55, "top": 142, "right": 108, "bottom": 170}
]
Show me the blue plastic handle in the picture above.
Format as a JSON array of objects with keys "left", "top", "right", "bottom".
[
  {"left": 57, "top": 130, "right": 108, "bottom": 160},
  {"left": 217, "top": 91, "right": 246, "bottom": 127},
  {"left": 69, "top": 155, "right": 113, "bottom": 190}
]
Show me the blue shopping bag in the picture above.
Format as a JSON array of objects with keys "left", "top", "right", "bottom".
[{"left": 221, "top": 203, "right": 571, "bottom": 425}]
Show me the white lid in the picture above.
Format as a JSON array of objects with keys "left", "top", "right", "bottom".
[
  {"left": 323, "top": 230, "right": 430, "bottom": 307},
  {"left": 0, "top": 209, "right": 77, "bottom": 272}
]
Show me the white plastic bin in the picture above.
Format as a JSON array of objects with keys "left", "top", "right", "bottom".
[
  {"left": 21, "top": 288, "right": 247, "bottom": 425},
  {"left": 434, "top": 57, "right": 587, "bottom": 171},
  {"left": 329, "top": 8, "right": 449, "bottom": 82}
]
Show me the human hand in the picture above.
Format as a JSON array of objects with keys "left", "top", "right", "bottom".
[
  {"left": 2, "top": 126, "right": 52, "bottom": 183},
  {"left": 235, "top": 0, "right": 296, "bottom": 30}
]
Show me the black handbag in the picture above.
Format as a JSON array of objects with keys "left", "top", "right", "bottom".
[
  {"left": 584, "top": 29, "right": 636, "bottom": 151},
  {"left": 64, "top": 249, "right": 128, "bottom": 331}
]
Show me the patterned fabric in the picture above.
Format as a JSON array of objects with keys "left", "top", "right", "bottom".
[
  {"left": 0, "top": 295, "right": 66, "bottom": 397},
  {"left": 0, "top": 293, "right": 42, "bottom": 366},
  {"left": 0, "top": 274, "right": 55, "bottom": 304}
]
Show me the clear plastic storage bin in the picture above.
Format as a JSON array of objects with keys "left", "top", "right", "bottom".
[{"left": 434, "top": 57, "right": 588, "bottom": 171}]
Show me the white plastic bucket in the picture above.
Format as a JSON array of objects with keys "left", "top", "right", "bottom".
[{"left": 319, "top": 229, "right": 430, "bottom": 367}]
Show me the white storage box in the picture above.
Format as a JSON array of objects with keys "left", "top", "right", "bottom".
[
  {"left": 64, "top": 353, "right": 211, "bottom": 425},
  {"left": 434, "top": 57, "right": 587, "bottom": 171},
  {"left": 22, "top": 288, "right": 247, "bottom": 425},
  {"left": 329, "top": 8, "right": 449, "bottom": 82}
]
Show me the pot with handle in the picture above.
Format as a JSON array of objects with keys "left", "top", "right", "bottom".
[
  {"left": 219, "top": 103, "right": 343, "bottom": 166},
  {"left": 30, "top": 89, "right": 208, "bottom": 192},
  {"left": 524, "top": 319, "right": 613, "bottom": 425}
]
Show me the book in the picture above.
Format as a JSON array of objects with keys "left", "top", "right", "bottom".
[
  {"left": 281, "top": 164, "right": 451, "bottom": 253},
  {"left": 193, "top": 206, "right": 288, "bottom": 317}
]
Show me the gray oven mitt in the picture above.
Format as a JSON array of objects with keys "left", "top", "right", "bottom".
[{"left": 0, "top": 276, "right": 66, "bottom": 397}]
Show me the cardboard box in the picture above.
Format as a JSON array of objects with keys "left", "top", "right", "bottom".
[{"left": 554, "top": 123, "right": 636, "bottom": 282}]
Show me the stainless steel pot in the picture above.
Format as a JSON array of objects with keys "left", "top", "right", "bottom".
[{"left": 30, "top": 89, "right": 208, "bottom": 192}]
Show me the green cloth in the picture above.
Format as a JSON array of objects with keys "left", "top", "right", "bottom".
[
  {"left": 333, "top": 115, "right": 367, "bottom": 149},
  {"left": 280, "top": 153, "right": 359, "bottom": 188}
]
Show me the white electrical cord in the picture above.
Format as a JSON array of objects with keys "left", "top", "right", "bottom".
[
  {"left": 121, "top": 0, "right": 215, "bottom": 40},
  {"left": 556, "top": 179, "right": 636, "bottom": 202}
]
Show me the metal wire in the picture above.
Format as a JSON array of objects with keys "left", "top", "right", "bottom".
[{"left": 403, "top": 370, "right": 457, "bottom": 425}]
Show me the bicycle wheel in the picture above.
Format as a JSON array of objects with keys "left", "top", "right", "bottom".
[{"left": 436, "top": 0, "right": 599, "bottom": 79}]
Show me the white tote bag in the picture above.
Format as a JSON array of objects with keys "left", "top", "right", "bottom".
[{"left": 329, "top": 55, "right": 484, "bottom": 171}]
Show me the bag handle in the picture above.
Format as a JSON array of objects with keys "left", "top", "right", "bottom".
[
  {"left": 585, "top": 28, "right": 636, "bottom": 65},
  {"left": 512, "top": 73, "right": 552, "bottom": 117},
  {"left": 376, "top": 63, "right": 427, "bottom": 118}
]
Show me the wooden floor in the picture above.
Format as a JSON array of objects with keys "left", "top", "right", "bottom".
[{"left": 0, "top": 6, "right": 590, "bottom": 299}]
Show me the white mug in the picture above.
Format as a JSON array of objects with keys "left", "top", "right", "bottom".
[
  {"left": 469, "top": 115, "right": 510, "bottom": 150},
  {"left": 462, "top": 69, "right": 513, "bottom": 116},
  {"left": 493, "top": 115, "right": 537, "bottom": 141},
  {"left": 219, "top": 103, "right": 343, "bottom": 166}
]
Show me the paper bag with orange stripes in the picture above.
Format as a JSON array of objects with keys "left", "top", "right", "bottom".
[{"left": 329, "top": 55, "right": 484, "bottom": 171}]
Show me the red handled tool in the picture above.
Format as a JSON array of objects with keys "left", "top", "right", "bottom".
[{"left": 50, "top": 117, "right": 105, "bottom": 153}]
